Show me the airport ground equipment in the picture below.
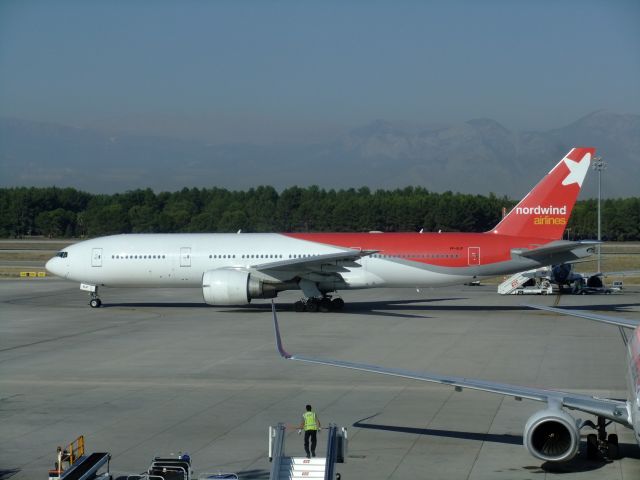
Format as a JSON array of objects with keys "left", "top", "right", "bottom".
[
  {"left": 497, "top": 269, "right": 539, "bottom": 295},
  {"left": 127, "top": 453, "right": 237, "bottom": 480},
  {"left": 48, "top": 435, "right": 111, "bottom": 480},
  {"left": 268, "top": 423, "right": 347, "bottom": 479},
  {"left": 512, "top": 283, "right": 553, "bottom": 295},
  {"left": 612, "top": 280, "right": 624, "bottom": 292},
  {"left": 141, "top": 454, "right": 193, "bottom": 480}
]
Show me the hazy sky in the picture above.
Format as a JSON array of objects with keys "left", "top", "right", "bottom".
[{"left": 1, "top": 0, "right": 638, "bottom": 143}]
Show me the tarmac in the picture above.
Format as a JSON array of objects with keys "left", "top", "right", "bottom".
[{"left": 1, "top": 279, "right": 639, "bottom": 479}]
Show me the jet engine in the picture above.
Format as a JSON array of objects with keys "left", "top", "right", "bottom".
[
  {"left": 551, "top": 263, "right": 573, "bottom": 285},
  {"left": 202, "top": 269, "right": 277, "bottom": 305},
  {"left": 523, "top": 408, "right": 580, "bottom": 462}
]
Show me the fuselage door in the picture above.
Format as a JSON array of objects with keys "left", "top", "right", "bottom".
[
  {"left": 91, "top": 248, "right": 103, "bottom": 267},
  {"left": 468, "top": 246, "right": 480, "bottom": 266},
  {"left": 180, "top": 247, "right": 191, "bottom": 267}
]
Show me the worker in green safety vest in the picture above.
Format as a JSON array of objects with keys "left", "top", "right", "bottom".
[{"left": 298, "top": 404, "right": 321, "bottom": 458}]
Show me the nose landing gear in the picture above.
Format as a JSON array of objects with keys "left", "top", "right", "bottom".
[
  {"left": 81, "top": 284, "right": 102, "bottom": 308},
  {"left": 89, "top": 295, "right": 102, "bottom": 308}
]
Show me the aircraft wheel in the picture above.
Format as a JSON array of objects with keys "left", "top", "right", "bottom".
[
  {"left": 306, "top": 300, "right": 319, "bottom": 313},
  {"left": 294, "top": 301, "right": 305, "bottom": 312},
  {"left": 89, "top": 298, "right": 102, "bottom": 308},
  {"left": 331, "top": 298, "right": 345, "bottom": 310},
  {"left": 319, "top": 297, "right": 331, "bottom": 313},
  {"left": 607, "top": 433, "right": 619, "bottom": 459},
  {"left": 586, "top": 433, "right": 598, "bottom": 460}
]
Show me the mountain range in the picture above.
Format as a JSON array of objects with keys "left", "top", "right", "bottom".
[{"left": 1, "top": 111, "right": 638, "bottom": 197}]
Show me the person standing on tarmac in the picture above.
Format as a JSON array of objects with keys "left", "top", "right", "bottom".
[{"left": 299, "top": 404, "right": 321, "bottom": 458}]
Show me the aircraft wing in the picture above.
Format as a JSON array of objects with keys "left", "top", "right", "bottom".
[
  {"left": 526, "top": 305, "right": 639, "bottom": 329},
  {"left": 512, "top": 240, "right": 598, "bottom": 262},
  {"left": 271, "top": 303, "right": 630, "bottom": 425},
  {"left": 252, "top": 249, "right": 375, "bottom": 274}
]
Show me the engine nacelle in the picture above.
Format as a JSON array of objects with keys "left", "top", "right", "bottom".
[
  {"left": 202, "top": 269, "right": 277, "bottom": 305},
  {"left": 551, "top": 263, "right": 573, "bottom": 284},
  {"left": 523, "top": 408, "right": 580, "bottom": 462}
]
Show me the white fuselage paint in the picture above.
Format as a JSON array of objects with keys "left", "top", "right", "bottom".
[{"left": 46, "top": 234, "right": 468, "bottom": 290}]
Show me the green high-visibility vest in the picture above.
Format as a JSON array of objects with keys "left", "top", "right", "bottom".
[{"left": 303, "top": 411, "right": 318, "bottom": 430}]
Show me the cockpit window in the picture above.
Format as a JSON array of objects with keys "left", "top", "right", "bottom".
[{"left": 56, "top": 251, "right": 68, "bottom": 258}]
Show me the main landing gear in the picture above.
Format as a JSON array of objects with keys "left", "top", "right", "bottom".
[
  {"left": 584, "top": 416, "right": 619, "bottom": 461},
  {"left": 293, "top": 296, "right": 345, "bottom": 313}
]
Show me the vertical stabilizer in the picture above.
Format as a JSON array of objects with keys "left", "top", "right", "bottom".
[{"left": 491, "top": 147, "right": 595, "bottom": 239}]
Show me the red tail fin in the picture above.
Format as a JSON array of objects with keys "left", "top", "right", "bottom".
[{"left": 490, "top": 147, "right": 595, "bottom": 239}]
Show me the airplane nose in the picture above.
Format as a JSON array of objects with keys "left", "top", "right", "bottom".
[{"left": 45, "top": 257, "right": 61, "bottom": 276}]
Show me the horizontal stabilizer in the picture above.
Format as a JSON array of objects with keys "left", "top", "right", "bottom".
[{"left": 513, "top": 240, "right": 598, "bottom": 262}]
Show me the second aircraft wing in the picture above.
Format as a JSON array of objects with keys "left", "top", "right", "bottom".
[
  {"left": 527, "top": 304, "right": 639, "bottom": 329},
  {"left": 271, "top": 303, "right": 630, "bottom": 426}
]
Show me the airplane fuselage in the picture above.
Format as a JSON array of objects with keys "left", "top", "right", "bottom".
[{"left": 47, "top": 231, "right": 579, "bottom": 291}]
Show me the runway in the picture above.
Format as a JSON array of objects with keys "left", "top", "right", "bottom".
[{"left": 1, "top": 279, "right": 639, "bottom": 479}]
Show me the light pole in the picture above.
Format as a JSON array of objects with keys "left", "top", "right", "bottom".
[{"left": 591, "top": 157, "right": 607, "bottom": 273}]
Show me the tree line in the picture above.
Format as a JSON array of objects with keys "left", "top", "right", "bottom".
[{"left": 0, "top": 186, "right": 638, "bottom": 241}]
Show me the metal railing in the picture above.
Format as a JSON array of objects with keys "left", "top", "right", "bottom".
[
  {"left": 324, "top": 425, "right": 338, "bottom": 480},
  {"left": 324, "top": 424, "right": 347, "bottom": 480},
  {"left": 148, "top": 463, "right": 189, "bottom": 480},
  {"left": 268, "top": 423, "right": 286, "bottom": 480}
]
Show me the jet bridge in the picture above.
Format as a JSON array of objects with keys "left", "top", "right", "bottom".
[{"left": 268, "top": 423, "right": 347, "bottom": 480}]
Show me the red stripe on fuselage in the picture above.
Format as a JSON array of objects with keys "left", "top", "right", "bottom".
[{"left": 283, "top": 232, "right": 554, "bottom": 267}]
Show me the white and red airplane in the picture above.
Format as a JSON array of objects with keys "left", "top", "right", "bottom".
[
  {"left": 46, "top": 148, "right": 597, "bottom": 309},
  {"left": 272, "top": 303, "right": 640, "bottom": 462}
]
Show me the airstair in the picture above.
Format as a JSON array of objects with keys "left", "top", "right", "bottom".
[
  {"left": 497, "top": 269, "right": 539, "bottom": 295},
  {"left": 268, "top": 423, "right": 347, "bottom": 480}
]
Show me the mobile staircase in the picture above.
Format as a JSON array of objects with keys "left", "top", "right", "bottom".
[
  {"left": 268, "top": 423, "right": 347, "bottom": 480},
  {"left": 497, "top": 269, "right": 540, "bottom": 295}
]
